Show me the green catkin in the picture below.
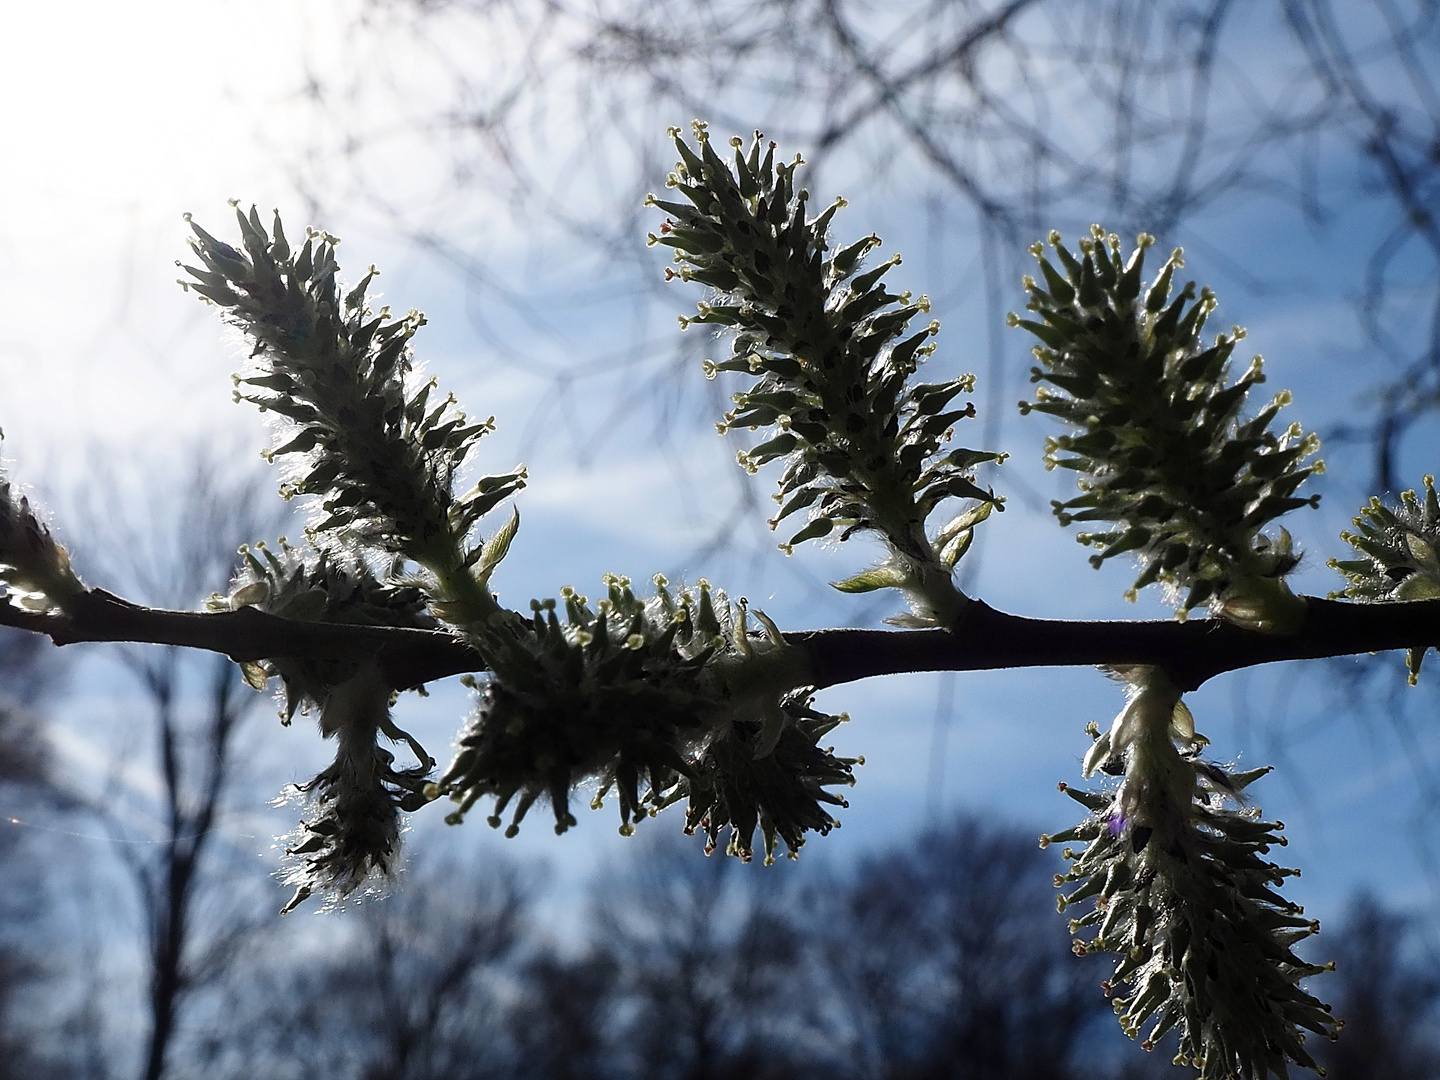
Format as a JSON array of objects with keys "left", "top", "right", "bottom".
[
  {"left": 1013, "top": 229, "right": 1322, "bottom": 631},
  {"left": 1332, "top": 475, "right": 1440, "bottom": 681},
  {"left": 1054, "top": 667, "right": 1337, "bottom": 1078},
  {"left": 654, "top": 125, "right": 1004, "bottom": 630}
]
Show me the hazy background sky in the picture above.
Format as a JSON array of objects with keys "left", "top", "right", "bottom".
[{"left": 2, "top": 0, "right": 1438, "bottom": 944}]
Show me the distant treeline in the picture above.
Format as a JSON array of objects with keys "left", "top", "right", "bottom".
[{"left": 7, "top": 796, "right": 1436, "bottom": 1080}]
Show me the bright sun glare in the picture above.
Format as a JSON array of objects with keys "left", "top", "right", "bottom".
[{"left": 0, "top": 1, "right": 332, "bottom": 468}]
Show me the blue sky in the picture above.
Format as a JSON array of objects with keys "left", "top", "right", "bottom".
[{"left": 2, "top": 0, "right": 1439, "bottom": 956}]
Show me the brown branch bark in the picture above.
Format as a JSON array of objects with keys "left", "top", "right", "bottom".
[{"left": 4, "top": 588, "right": 1437, "bottom": 695}]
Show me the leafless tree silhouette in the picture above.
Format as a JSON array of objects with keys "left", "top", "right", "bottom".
[
  {"left": 199, "top": 848, "right": 531, "bottom": 1080},
  {"left": 1315, "top": 893, "right": 1440, "bottom": 1080},
  {"left": 69, "top": 450, "right": 290, "bottom": 1080}
]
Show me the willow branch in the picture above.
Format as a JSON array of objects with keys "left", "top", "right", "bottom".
[
  {"left": 795, "top": 596, "right": 1440, "bottom": 692},
  {"left": 3, "top": 588, "right": 1437, "bottom": 696},
  {"left": 1, "top": 590, "right": 478, "bottom": 691}
]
